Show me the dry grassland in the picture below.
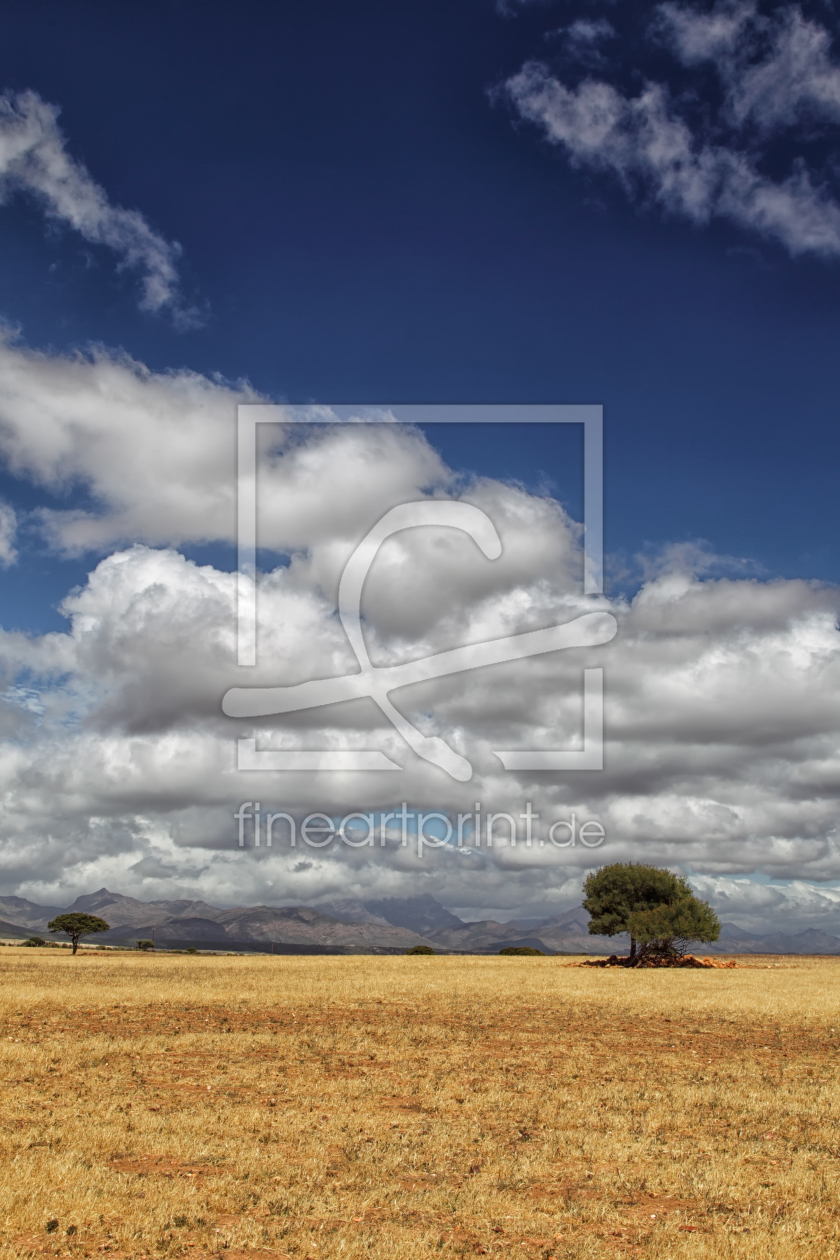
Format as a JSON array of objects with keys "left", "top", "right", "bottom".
[{"left": 0, "top": 951, "right": 839, "bottom": 1260}]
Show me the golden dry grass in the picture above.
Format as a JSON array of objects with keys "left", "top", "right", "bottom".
[{"left": 1, "top": 950, "right": 839, "bottom": 1260}]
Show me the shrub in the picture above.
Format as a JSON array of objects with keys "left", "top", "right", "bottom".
[
  {"left": 405, "top": 945, "right": 435, "bottom": 955},
  {"left": 23, "top": 936, "right": 46, "bottom": 947},
  {"left": 499, "top": 946, "right": 544, "bottom": 956},
  {"left": 136, "top": 940, "right": 155, "bottom": 951}
]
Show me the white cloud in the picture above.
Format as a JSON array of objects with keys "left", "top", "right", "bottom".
[
  {"left": 505, "top": 63, "right": 840, "bottom": 257},
  {"left": 560, "top": 18, "right": 617, "bottom": 67},
  {"left": 567, "top": 17, "right": 614, "bottom": 40},
  {"left": 657, "top": 0, "right": 755, "bottom": 66},
  {"left": 689, "top": 875, "right": 840, "bottom": 934},
  {"left": 734, "top": 8, "right": 840, "bottom": 129},
  {"left": 0, "top": 501, "right": 16, "bottom": 566},
  {"left": 504, "top": 4, "right": 840, "bottom": 258},
  {"left": 0, "top": 335, "right": 452, "bottom": 557},
  {"left": 0, "top": 90, "right": 197, "bottom": 324},
  {"left": 661, "top": 3, "right": 840, "bottom": 131}
]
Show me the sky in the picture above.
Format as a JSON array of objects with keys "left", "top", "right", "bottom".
[{"left": 1, "top": 0, "right": 840, "bottom": 932}]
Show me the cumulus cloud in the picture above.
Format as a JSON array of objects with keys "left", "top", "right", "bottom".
[
  {"left": 0, "top": 336, "right": 453, "bottom": 557},
  {"left": 2, "top": 424, "right": 840, "bottom": 926},
  {"left": 0, "top": 89, "right": 197, "bottom": 324},
  {"left": 687, "top": 874, "right": 840, "bottom": 935},
  {"left": 504, "top": 3, "right": 840, "bottom": 258}
]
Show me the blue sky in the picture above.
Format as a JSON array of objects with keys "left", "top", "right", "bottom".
[
  {"left": 1, "top": 0, "right": 840, "bottom": 928},
  {"left": 2, "top": 0, "right": 840, "bottom": 632}
]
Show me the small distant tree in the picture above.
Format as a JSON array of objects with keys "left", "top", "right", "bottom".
[
  {"left": 405, "top": 945, "right": 435, "bottom": 955},
  {"left": 47, "top": 914, "right": 110, "bottom": 955},
  {"left": 582, "top": 863, "right": 713, "bottom": 961},
  {"left": 136, "top": 940, "right": 155, "bottom": 951},
  {"left": 628, "top": 898, "right": 720, "bottom": 961},
  {"left": 24, "top": 936, "right": 46, "bottom": 947},
  {"left": 499, "top": 946, "right": 544, "bottom": 956}
]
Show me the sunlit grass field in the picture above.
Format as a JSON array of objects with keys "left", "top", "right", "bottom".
[{"left": 1, "top": 950, "right": 838, "bottom": 1259}]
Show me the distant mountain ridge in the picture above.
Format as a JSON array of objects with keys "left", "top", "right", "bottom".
[
  {"left": 0, "top": 896, "right": 67, "bottom": 931},
  {"left": 0, "top": 888, "right": 838, "bottom": 954}
]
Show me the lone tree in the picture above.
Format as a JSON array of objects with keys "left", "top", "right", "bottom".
[
  {"left": 47, "top": 913, "right": 110, "bottom": 955},
  {"left": 582, "top": 863, "right": 719, "bottom": 962}
]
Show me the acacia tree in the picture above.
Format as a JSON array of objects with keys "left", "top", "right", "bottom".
[
  {"left": 582, "top": 863, "right": 718, "bottom": 961},
  {"left": 47, "top": 913, "right": 110, "bottom": 955}
]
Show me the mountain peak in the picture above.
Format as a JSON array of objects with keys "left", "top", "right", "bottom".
[{"left": 362, "top": 895, "right": 463, "bottom": 935}]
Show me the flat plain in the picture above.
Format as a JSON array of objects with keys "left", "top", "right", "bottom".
[{"left": 0, "top": 951, "right": 838, "bottom": 1259}]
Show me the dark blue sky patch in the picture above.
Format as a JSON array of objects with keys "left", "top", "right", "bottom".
[{"left": 0, "top": 0, "right": 838, "bottom": 610}]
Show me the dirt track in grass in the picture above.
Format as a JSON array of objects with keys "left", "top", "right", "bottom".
[{"left": 1, "top": 951, "right": 838, "bottom": 1259}]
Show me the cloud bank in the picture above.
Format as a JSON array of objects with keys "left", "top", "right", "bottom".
[
  {"left": 0, "top": 89, "right": 197, "bottom": 324},
  {"left": 504, "top": 3, "right": 840, "bottom": 259},
  {"left": 0, "top": 364, "right": 839, "bottom": 927}
]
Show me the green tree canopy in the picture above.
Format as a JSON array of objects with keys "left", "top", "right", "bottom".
[
  {"left": 628, "top": 898, "right": 720, "bottom": 959},
  {"left": 47, "top": 913, "right": 110, "bottom": 955},
  {"left": 582, "top": 863, "right": 718, "bottom": 960}
]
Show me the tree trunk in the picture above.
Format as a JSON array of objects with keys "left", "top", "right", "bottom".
[
  {"left": 629, "top": 935, "right": 636, "bottom": 961},
  {"left": 72, "top": 938, "right": 78, "bottom": 955}
]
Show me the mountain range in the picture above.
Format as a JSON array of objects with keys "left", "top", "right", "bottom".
[{"left": 1, "top": 889, "right": 839, "bottom": 955}]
